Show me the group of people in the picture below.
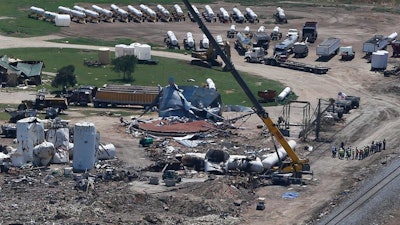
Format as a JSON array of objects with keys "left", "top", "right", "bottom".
[{"left": 331, "top": 140, "right": 386, "bottom": 160}]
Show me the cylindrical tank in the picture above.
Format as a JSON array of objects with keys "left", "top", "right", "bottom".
[
  {"left": 258, "top": 26, "right": 265, "bottom": 32},
  {"left": 244, "top": 26, "right": 250, "bottom": 34},
  {"left": 72, "top": 122, "right": 97, "bottom": 172},
  {"left": 98, "top": 47, "right": 111, "bottom": 65},
  {"left": 45, "top": 11, "right": 58, "bottom": 20},
  {"left": 92, "top": 5, "right": 113, "bottom": 17},
  {"left": 371, "top": 50, "right": 389, "bottom": 70},
  {"left": 230, "top": 24, "right": 236, "bottom": 32},
  {"left": 174, "top": 4, "right": 184, "bottom": 16},
  {"left": 92, "top": 5, "right": 102, "bottom": 13},
  {"left": 157, "top": 4, "right": 170, "bottom": 17},
  {"left": 226, "top": 156, "right": 264, "bottom": 173},
  {"left": 30, "top": 6, "right": 45, "bottom": 15},
  {"left": 140, "top": 4, "right": 156, "bottom": 17},
  {"left": 202, "top": 34, "right": 209, "bottom": 48},
  {"left": 84, "top": 9, "right": 99, "bottom": 18},
  {"left": 278, "top": 87, "right": 291, "bottom": 101},
  {"left": 58, "top": 6, "right": 71, "bottom": 14},
  {"left": 97, "top": 143, "right": 116, "bottom": 160},
  {"left": 246, "top": 7, "right": 257, "bottom": 19},
  {"left": 186, "top": 32, "right": 194, "bottom": 47},
  {"left": 116, "top": 8, "right": 128, "bottom": 17},
  {"left": 55, "top": 14, "right": 71, "bottom": 27},
  {"left": 205, "top": 5, "right": 214, "bottom": 17},
  {"left": 219, "top": 7, "right": 229, "bottom": 20},
  {"left": 216, "top": 35, "right": 224, "bottom": 45},
  {"left": 115, "top": 44, "right": 127, "bottom": 58},
  {"left": 206, "top": 78, "right": 216, "bottom": 89},
  {"left": 71, "top": 9, "right": 86, "bottom": 18},
  {"left": 131, "top": 42, "right": 141, "bottom": 56},
  {"left": 128, "top": 5, "right": 143, "bottom": 17},
  {"left": 388, "top": 32, "right": 398, "bottom": 41},
  {"left": 262, "top": 140, "right": 296, "bottom": 169},
  {"left": 276, "top": 7, "right": 285, "bottom": 18},
  {"left": 273, "top": 26, "right": 280, "bottom": 33},
  {"left": 136, "top": 44, "right": 151, "bottom": 60},
  {"left": 123, "top": 45, "right": 135, "bottom": 56},
  {"left": 192, "top": 5, "right": 200, "bottom": 15},
  {"left": 110, "top": 4, "right": 119, "bottom": 11},
  {"left": 73, "top": 5, "right": 85, "bottom": 12},
  {"left": 14, "top": 117, "right": 45, "bottom": 167},
  {"left": 167, "top": 31, "right": 178, "bottom": 46},
  {"left": 233, "top": 7, "right": 244, "bottom": 20}
]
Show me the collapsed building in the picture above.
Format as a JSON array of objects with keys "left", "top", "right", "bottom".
[{"left": 0, "top": 55, "right": 44, "bottom": 87}]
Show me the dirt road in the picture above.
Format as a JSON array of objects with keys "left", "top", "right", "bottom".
[{"left": 1, "top": 2, "right": 400, "bottom": 224}]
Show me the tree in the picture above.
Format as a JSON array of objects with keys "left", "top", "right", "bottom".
[
  {"left": 51, "top": 65, "right": 77, "bottom": 91},
  {"left": 111, "top": 55, "right": 138, "bottom": 82}
]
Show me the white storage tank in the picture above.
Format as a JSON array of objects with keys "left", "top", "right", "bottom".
[
  {"left": 72, "top": 122, "right": 97, "bottom": 172},
  {"left": 14, "top": 117, "right": 45, "bottom": 166},
  {"left": 261, "top": 140, "right": 296, "bottom": 169},
  {"left": 371, "top": 50, "right": 389, "bottom": 70},
  {"left": 278, "top": 87, "right": 291, "bottom": 101},
  {"left": 123, "top": 45, "right": 135, "bottom": 56},
  {"left": 97, "top": 143, "right": 116, "bottom": 160},
  {"left": 115, "top": 44, "right": 127, "bottom": 58},
  {"left": 98, "top": 47, "right": 111, "bottom": 65},
  {"left": 136, "top": 44, "right": 151, "bottom": 60},
  {"left": 130, "top": 42, "right": 141, "bottom": 57},
  {"left": 55, "top": 14, "right": 71, "bottom": 27}
]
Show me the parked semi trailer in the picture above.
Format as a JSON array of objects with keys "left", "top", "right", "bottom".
[
  {"left": 363, "top": 33, "right": 397, "bottom": 55},
  {"left": 264, "top": 56, "right": 329, "bottom": 74},
  {"left": 316, "top": 37, "right": 340, "bottom": 58},
  {"left": 93, "top": 84, "right": 160, "bottom": 108}
]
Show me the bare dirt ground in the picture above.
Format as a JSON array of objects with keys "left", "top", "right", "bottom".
[{"left": 1, "top": 1, "right": 400, "bottom": 224}]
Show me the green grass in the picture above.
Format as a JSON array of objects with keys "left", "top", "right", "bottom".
[{"left": 0, "top": 48, "right": 287, "bottom": 107}]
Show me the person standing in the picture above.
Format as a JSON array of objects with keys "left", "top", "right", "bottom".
[
  {"left": 332, "top": 145, "right": 337, "bottom": 158},
  {"left": 339, "top": 147, "right": 345, "bottom": 160},
  {"left": 383, "top": 139, "right": 386, "bottom": 150}
]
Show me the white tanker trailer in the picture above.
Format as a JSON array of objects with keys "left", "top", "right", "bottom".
[
  {"left": 73, "top": 5, "right": 85, "bottom": 12},
  {"left": 232, "top": 7, "right": 245, "bottom": 23},
  {"left": 84, "top": 9, "right": 100, "bottom": 23},
  {"left": 203, "top": 5, "right": 216, "bottom": 22},
  {"left": 70, "top": 9, "right": 86, "bottom": 23},
  {"left": 110, "top": 4, "right": 129, "bottom": 22},
  {"left": 92, "top": 5, "right": 113, "bottom": 22},
  {"left": 140, "top": 4, "right": 157, "bottom": 22},
  {"left": 172, "top": 4, "right": 185, "bottom": 21},
  {"left": 58, "top": 6, "right": 71, "bottom": 15},
  {"left": 245, "top": 7, "right": 259, "bottom": 23},
  {"left": 183, "top": 32, "right": 195, "bottom": 50},
  {"left": 156, "top": 4, "right": 171, "bottom": 22},
  {"left": 218, "top": 7, "right": 230, "bottom": 22},
  {"left": 200, "top": 34, "right": 209, "bottom": 49},
  {"left": 275, "top": 7, "right": 287, "bottom": 23},
  {"left": 44, "top": 11, "right": 58, "bottom": 22},
  {"left": 127, "top": 5, "right": 143, "bottom": 22},
  {"left": 164, "top": 31, "right": 180, "bottom": 49},
  {"left": 29, "top": 6, "right": 45, "bottom": 19}
]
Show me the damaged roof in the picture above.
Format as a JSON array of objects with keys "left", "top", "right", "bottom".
[{"left": 0, "top": 55, "right": 43, "bottom": 77}]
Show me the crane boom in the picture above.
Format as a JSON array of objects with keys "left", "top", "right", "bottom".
[{"left": 182, "top": 0, "right": 310, "bottom": 176}]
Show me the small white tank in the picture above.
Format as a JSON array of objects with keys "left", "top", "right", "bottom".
[
  {"left": 230, "top": 24, "right": 236, "bottom": 32},
  {"left": 72, "top": 122, "right": 97, "bottom": 172},
  {"left": 262, "top": 140, "right": 296, "bottom": 169},
  {"left": 371, "top": 50, "right": 389, "bottom": 70},
  {"left": 244, "top": 26, "right": 250, "bottom": 34},
  {"left": 278, "top": 87, "right": 291, "bottom": 101},
  {"left": 186, "top": 32, "right": 195, "bottom": 47},
  {"left": 192, "top": 5, "right": 200, "bottom": 15},
  {"left": 258, "top": 26, "right": 265, "bottom": 32},
  {"left": 206, "top": 78, "right": 216, "bottom": 89},
  {"left": 202, "top": 34, "right": 209, "bottom": 48},
  {"left": 136, "top": 44, "right": 151, "bottom": 60},
  {"left": 115, "top": 44, "right": 127, "bottom": 58},
  {"left": 73, "top": 5, "right": 85, "bottom": 12},
  {"left": 58, "top": 6, "right": 71, "bottom": 14}
]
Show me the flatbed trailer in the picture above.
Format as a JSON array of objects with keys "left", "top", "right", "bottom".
[{"left": 264, "top": 57, "right": 329, "bottom": 74}]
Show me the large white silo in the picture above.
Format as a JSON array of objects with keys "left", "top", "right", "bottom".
[{"left": 72, "top": 122, "right": 97, "bottom": 172}]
